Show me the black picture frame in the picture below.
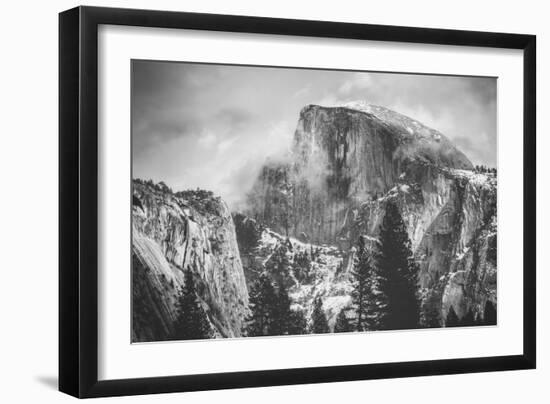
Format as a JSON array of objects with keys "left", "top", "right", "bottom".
[{"left": 59, "top": 5, "right": 536, "bottom": 398}]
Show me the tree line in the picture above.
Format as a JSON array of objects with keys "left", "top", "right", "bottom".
[
  {"left": 445, "top": 301, "right": 497, "bottom": 327},
  {"left": 243, "top": 201, "right": 422, "bottom": 336},
  {"left": 170, "top": 201, "right": 495, "bottom": 340},
  {"left": 343, "top": 202, "right": 497, "bottom": 332},
  {"left": 243, "top": 273, "right": 328, "bottom": 336},
  {"left": 344, "top": 202, "right": 420, "bottom": 332},
  {"left": 474, "top": 165, "right": 497, "bottom": 174},
  {"left": 171, "top": 202, "right": 422, "bottom": 339}
]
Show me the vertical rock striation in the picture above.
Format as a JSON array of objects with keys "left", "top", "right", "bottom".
[
  {"left": 132, "top": 181, "right": 249, "bottom": 341},
  {"left": 247, "top": 104, "right": 472, "bottom": 245},
  {"left": 245, "top": 102, "right": 496, "bottom": 326},
  {"left": 132, "top": 101, "right": 496, "bottom": 338}
]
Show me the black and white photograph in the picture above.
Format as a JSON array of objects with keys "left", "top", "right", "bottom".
[
  {"left": 0, "top": 0, "right": 544, "bottom": 401},
  {"left": 131, "top": 61, "right": 497, "bottom": 342}
]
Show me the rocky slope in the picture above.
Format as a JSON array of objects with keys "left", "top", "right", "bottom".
[
  {"left": 132, "top": 180, "right": 249, "bottom": 342},
  {"left": 244, "top": 102, "right": 497, "bottom": 326},
  {"left": 234, "top": 214, "right": 352, "bottom": 330},
  {"left": 133, "top": 101, "right": 497, "bottom": 337}
]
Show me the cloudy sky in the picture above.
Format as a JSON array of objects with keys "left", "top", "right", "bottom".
[{"left": 132, "top": 60, "right": 496, "bottom": 207}]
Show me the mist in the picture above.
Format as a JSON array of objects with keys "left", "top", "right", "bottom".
[{"left": 132, "top": 61, "right": 496, "bottom": 209}]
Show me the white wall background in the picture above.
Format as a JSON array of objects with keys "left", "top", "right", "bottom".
[{"left": 0, "top": 0, "right": 546, "bottom": 402}]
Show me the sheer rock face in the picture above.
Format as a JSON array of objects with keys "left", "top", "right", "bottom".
[
  {"left": 246, "top": 103, "right": 496, "bottom": 325},
  {"left": 349, "top": 166, "right": 497, "bottom": 323},
  {"left": 247, "top": 104, "right": 473, "bottom": 245},
  {"left": 132, "top": 181, "right": 249, "bottom": 342}
]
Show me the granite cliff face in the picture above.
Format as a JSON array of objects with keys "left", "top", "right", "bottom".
[
  {"left": 132, "top": 181, "right": 249, "bottom": 342},
  {"left": 245, "top": 102, "right": 496, "bottom": 325},
  {"left": 133, "top": 101, "right": 497, "bottom": 339},
  {"left": 247, "top": 102, "right": 473, "bottom": 245}
]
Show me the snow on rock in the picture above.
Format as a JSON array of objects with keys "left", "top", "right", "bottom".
[
  {"left": 246, "top": 102, "right": 473, "bottom": 246},
  {"left": 449, "top": 169, "right": 496, "bottom": 190},
  {"left": 245, "top": 101, "right": 496, "bottom": 327},
  {"left": 237, "top": 222, "right": 352, "bottom": 331}
]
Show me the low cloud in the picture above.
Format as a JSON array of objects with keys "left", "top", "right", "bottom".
[
  {"left": 338, "top": 73, "right": 373, "bottom": 94},
  {"left": 133, "top": 61, "right": 496, "bottom": 209}
]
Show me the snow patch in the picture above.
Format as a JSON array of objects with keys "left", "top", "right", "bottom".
[
  {"left": 256, "top": 227, "right": 350, "bottom": 327},
  {"left": 399, "top": 184, "right": 411, "bottom": 193},
  {"left": 455, "top": 246, "right": 470, "bottom": 261},
  {"left": 449, "top": 169, "right": 495, "bottom": 189}
]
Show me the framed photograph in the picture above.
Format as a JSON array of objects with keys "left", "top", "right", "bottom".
[{"left": 59, "top": 6, "right": 536, "bottom": 398}]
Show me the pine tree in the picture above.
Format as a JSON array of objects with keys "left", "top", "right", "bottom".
[
  {"left": 310, "top": 297, "right": 330, "bottom": 334},
  {"left": 375, "top": 202, "right": 420, "bottom": 330},
  {"left": 233, "top": 213, "right": 261, "bottom": 254},
  {"left": 334, "top": 309, "right": 353, "bottom": 333},
  {"left": 266, "top": 242, "right": 291, "bottom": 289},
  {"left": 421, "top": 288, "right": 442, "bottom": 328},
  {"left": 244, "top": 273, "right": 278, "bottom": 336},
  {"left": 460, "top": 308, "right": 476, "bottom": 327},
  {"left": 474, "top": 312, "right": 482, "bottom": 326},
  {"left": 271, "top": 281, "right": 293, "bottom": 335},
  {"left": 293, "top": 251, "right": 311, "bottom": 283},
  {"left": 172, "top": 270, "right": 212, "bottom": 340},
  {"left": 351, "top": 236, "right": 380, "bottom": 331},
  {"left": 483, "top": 301, "right": 497, "bottom": 325},
  {"left": 288, "top": 309, "right": 308, "bottom": 335},
  {"left": 445, "top": 305, "right": 459, "bottom": 327},
  {"left": 245, "top": 272, "right": 309, "bottom": 337}
]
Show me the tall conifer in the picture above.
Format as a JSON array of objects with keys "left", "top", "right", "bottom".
[
  {"left": 375, "top": 202, "right": 420, "bottom": 330},
  {"left": 288, "top": 309, "right": 308, "bottom": 335},
  {"left": 272, "top": 281, "right": 293, "bottom": 335},
  {"left": 483, "top": 301, "right": 497, "bottom": 325},
  {"left": 172, "top": 270, "right": 212, "bottom": 340},
  {"left": 244, "top": 273, "right": 278, "bottom": 336},
  {"left": 310, "top": 297, "right": 330, "bottom": 334},
  {"left": 461, "top": 308, "right": 476, "bottom": 327},
  {"left": 421, "top": 288, "right": 442, "bottom": 328},
  {"left": 445, "top": 306, "right": 460, "bottom": 327},
  {"left": 334, "top": 309, "right": 353, "bottom": 333},
  {"left": 351, "top": 236, "right": 380, "bottom": 331}
]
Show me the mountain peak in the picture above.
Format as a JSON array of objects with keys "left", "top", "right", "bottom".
[
  {"left": 300, "top": 102, "right": 473, "bottom": 171},
  {"left": 338, "top": 101, "right": 443, "bottom": 141},
  {"left": 318, "top": 101, "right": 440, "bottom": 139}
]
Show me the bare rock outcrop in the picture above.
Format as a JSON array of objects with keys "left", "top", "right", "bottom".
[
  {"left": 132, "top": 181, "right": 249, "bottom": 341},
  {"left": 245, "top": 102, "right": 496, "bottom": 326}
]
